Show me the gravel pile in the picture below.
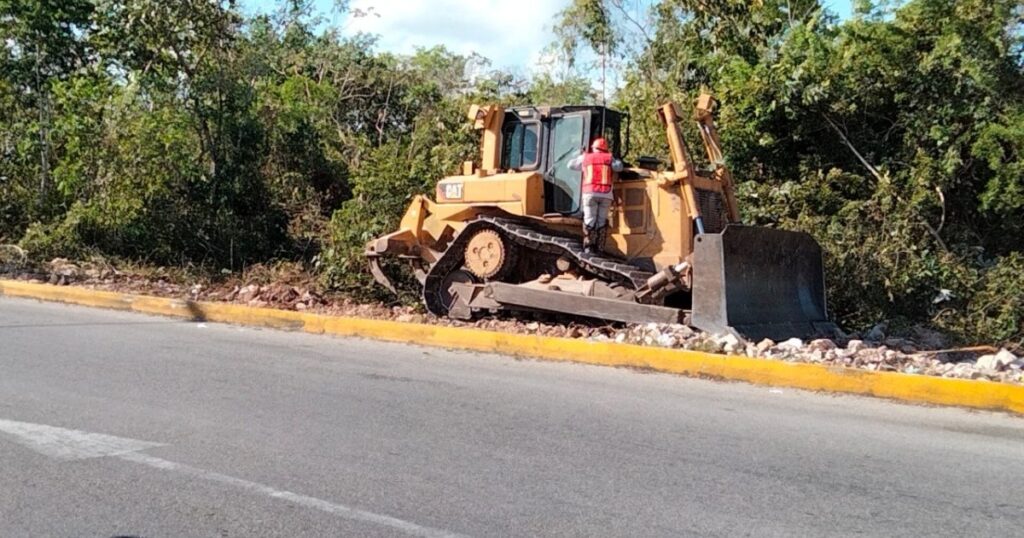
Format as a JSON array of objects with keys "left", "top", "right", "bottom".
[
  {"left": 4, "top": 259, "right": 1021, "bottom": 385},
  {"left": 586, "top": 322, "right": 1023, "bottom": 384}
]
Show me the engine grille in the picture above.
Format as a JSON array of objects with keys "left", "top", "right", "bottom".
[{"left": 695, "top": 188, "right": 729, "bottom": 233}]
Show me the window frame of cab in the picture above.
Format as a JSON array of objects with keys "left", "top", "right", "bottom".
[{"left": 500, "top": 113, "right": 543, "bottom": 172}]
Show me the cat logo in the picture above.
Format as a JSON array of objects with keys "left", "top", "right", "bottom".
[{"left": 441, "top": 182, "right": 463, "bottom": 200}]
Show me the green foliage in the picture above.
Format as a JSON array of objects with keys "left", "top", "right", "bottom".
[
  {"left": 973, "top": 109, "right": 1024, "bottom": 216},
  {"left": 0, "top": 2, "right": 501, "bottom": 285},
  {"left": 939, "top": 254, "right": 1024, "bottom": 348},
  {"left": 572, "top": 0, "right": 1024, "bottom": 343},
  {"left": 557, "top": 0, "right": 616, "bottom": 61},
  {"left": 19, "top": 78, "right": 288, "bottom": 266},
  {"left": 3, "top": 0, "right": 1023, "bottom": 345},
  {"left": 0, "top": 0, "right": 94, "bottom": 86},
  {"left": 524, "top": 73, "right": 597, "bottom": 105},
  {"left": 319, "top": 50, "right": 480, "bottom": 299}
]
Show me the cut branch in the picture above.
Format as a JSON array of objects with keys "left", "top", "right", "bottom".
[
  {"left": 823, "top": 114, "right": 882, "bottom": 182},
  {"left": 824, "top": 114, "right": 949, "bottom": 252}
]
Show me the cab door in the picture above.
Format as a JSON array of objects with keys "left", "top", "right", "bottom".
[{"left": 544, "top": 113, "right": 587, "bottom": 215}]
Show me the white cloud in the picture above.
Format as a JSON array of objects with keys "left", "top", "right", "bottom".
[{"left": 345, "top": 0, "right": 565, "bottom": 69}]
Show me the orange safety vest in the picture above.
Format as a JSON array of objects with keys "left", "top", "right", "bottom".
[{"left": 582, "top": 151, "right": 613, "bottom": 194}]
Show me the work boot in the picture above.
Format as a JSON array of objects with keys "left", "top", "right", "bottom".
[
  {"left": 582, "top": 226, "right": 596, "bottom": 255},
  {"left": 591, "top": 225, "right": 608, "bottom": 256}
]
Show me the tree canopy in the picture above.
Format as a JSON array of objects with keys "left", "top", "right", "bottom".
[
  {"left": 559, "top": 0, "right": 1024, "bottom": 343},
  {"left": 1, "top": 0, "right": 1022, "bottom": 344}
]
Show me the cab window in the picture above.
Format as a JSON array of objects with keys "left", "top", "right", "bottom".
[
  {"left": 589, "top": 116, "right": 622, "bottom": 157},
  {"left": 501, "top": 120, "right": 539, "bottom": 170},
  {"left": 547, "top": 114, "right": 586, "bottom": 214}
]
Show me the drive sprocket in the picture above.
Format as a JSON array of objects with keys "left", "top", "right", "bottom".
[{"left": 464, "top": 229, "right": 511, "bottom": 279}]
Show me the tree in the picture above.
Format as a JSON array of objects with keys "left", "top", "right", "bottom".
[
  {"left": 0, "top": 0, "right": 94, "bottom": 212},
  {"left": 557, "top": 0, "right": 1024, "bottom": 343}
]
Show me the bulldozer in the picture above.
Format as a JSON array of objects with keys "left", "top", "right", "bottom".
[{"left": 365, "top": 94, "right": 837, "bottom": 340}]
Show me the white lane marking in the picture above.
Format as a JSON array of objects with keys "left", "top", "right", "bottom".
[
  {"left": 0, "top": 418, "right": 466, "bottom": 538},
  {"left": 117, "top": 452, "right": 463, "bottom": 538},
  {"left": 0, "top": 418, "right": 163, "bottom": 460}
]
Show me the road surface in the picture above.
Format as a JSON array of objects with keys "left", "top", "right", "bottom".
[{"left": 1, "top": 296, "right": 1022, "bottom": 537}]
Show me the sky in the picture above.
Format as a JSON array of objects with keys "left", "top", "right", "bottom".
[{"left": 243, "top": 0, "right": 855, "bottom": 70}]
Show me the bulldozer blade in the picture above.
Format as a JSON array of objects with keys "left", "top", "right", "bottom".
[{"left": 691, "top": 225, "right": 838, "bottom": 341}]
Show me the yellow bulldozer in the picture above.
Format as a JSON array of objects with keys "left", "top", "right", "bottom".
[{"left": 365, "top": 94, "right": 837, "bottom": 340}]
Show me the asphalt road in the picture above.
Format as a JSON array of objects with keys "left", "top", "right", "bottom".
[{"left": 1, "top": 297, "right": 1023, "bottom": 537}]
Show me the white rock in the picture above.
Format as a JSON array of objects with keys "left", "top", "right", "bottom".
[
  {"left": 978, "top": 368, "right": 1001, "bottom": 378},
  {"left": 675, "top": 325, "right": 695, "bottom": 337},
  {"left": 855, "top": 348, "right": 885, "bottom": 363},
  {"left": 715, "top": 333, "right": 742, "bottom": 354},
  {"left": 976, "top": 349, "right": 1017, "bottom": 371},
  {"left": 778, "top": 337, "right": 803, "bottom": 351},
  {"left": 808, "top": 338, "right": 837, "bottom": 351},
  {"left": 238, "top": 284, "right": 261, "bottom": 302},
  {"left": 698, "top": 337, "right": 724, "bottom": 354},
  {"left": 996, "top": 349, "right": 1018, "bottom": 367},
  {"left": 975, "top": 354, "right": 999, "bottom": 370},
  {"left": 952, "top": 362, "right": 979, "bottom": 379},
  {"left": 656, "top": 333, "right": 677, "bottom": 348},
  {"left": 846, "top": 339, "right": 866, "bottom": 352},
  {"left": 755, "top": 338, "right": 775, "bottom": 353}
]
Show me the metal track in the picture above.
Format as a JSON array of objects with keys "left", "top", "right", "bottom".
[{"left": 423, "top": 216, "right": 654, "bottom": 316}]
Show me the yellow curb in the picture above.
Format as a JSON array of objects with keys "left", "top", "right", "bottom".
[{"left": 3, "top": 279, "right": 1023, "bottom": 415}]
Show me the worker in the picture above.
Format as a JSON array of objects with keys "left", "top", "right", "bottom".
[{"left": 568, "top": 137, "right": 623, "bottom": 254}]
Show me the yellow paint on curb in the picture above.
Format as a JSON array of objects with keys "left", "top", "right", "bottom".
[{"left": 2, "top": 279, "right": 1022, "bottom": 415}]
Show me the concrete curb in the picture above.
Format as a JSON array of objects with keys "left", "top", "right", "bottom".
[{"left": 3, "top": 278, "right": 1023, "bottom": 415}]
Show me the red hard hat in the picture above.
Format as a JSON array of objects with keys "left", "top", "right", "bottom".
[{"left": 591, "top": 138, "right": 609, "bottom": 152}]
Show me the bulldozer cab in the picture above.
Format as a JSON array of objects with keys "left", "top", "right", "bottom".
[{"left": 499, "top": 106, "right": 625, "bottom": 215}]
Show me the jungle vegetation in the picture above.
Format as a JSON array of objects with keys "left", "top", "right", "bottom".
[{"left": 1, "top": 0, "right": 1022, "bottom": 344}]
